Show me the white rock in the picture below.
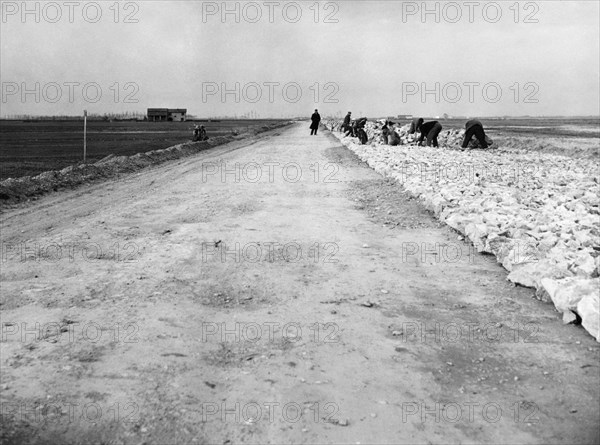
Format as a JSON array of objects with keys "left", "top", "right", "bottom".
[
  {"left": 465, "top": 223, "right": 489, "bottom": 253},
  {"left": 541, "top": 277, "right": 599, "bottom": 326},
  {"left": 570, "top": 253, "right": 596, "bottom": 276},
  {"left": 577, "top": 290, "right": 600, "bottom": 342},
  {"left": 329, "top": 123, "right": 600, "bottom": 340}
]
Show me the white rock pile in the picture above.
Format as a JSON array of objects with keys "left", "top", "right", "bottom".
[{"left": 330, "top": 121, "right": 600, "bottom": 341}]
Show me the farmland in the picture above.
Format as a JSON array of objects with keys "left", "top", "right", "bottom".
[
  {"left": 434, "top": 117, "right": 599, "bottom": 137},
  {"left": 448, "top": 117, "right": 599, "bottom": 157},
  {"left": 1, "top": 117, "right": 597, "bottom": 181},
  {"left": 0, "top": 119, "right": 288, "bottom": 180}
]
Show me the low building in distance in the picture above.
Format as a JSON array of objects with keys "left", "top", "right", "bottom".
[{"left": 147, "top": 108, "right": 187, "bottom": 122}]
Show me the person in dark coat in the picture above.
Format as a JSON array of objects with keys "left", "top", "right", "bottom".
[
  {"left": 344, "top": 120, "right": 354, "bottom": 137},
  {"left": 409, "top": 117, "right": 424, "bottom": 134},
  {"left": 462, "top": 119, "right": 488, "bottom": 149},
  {"left": 345, "top": 117, "right": 367, "bottom": 138},
  {"left": 342, "top": 112, "right": 352, "bottom": 132},
  {"left": 349, "top": 117, "right": 368, "bottom": 143},
  {"left": 417, "top": 120, "right": 443, "bottom": 147},
  {"left": 310, "top": 109, "right": 321, "bottom": 135}
]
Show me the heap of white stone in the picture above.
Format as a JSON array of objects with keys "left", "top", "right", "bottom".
[{"left": 330, "top": 123, "right": 599, "bottom": 341}]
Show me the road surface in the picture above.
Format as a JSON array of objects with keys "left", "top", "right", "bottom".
[{"left": 1, "top": 123, "right": 598, "bottom": 444}]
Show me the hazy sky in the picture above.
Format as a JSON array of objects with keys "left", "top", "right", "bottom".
[{"left": 1, "top": 0, "right": 599, "bottom": 117}]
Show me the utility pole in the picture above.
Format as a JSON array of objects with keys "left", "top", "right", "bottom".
[{"left": 83, "top": 110, "right": 87, "bottom": 162}]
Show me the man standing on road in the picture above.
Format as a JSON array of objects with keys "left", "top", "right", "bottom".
[
  {"left": 417, "top": 120, "right": 443, "bottom": 147},
  {"left": 310, "top": 109, "right": 321, "bottom": 135},
  {"left": 462, "top": 119, "right": 489, "bottom": 149}
]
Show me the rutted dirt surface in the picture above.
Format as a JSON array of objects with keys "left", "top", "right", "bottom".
[{"left": 1, "top": 123, "right": 598, "bottom": 444}]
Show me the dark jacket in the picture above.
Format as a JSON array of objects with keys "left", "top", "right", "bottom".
[
  {"left": 343, "top": 114, "right": 351, "bottom": 126},
  {"left": 409, "top": 118, "right": 424, "bottom": 134},
  {"left": 417, "top": 121, "right": 442, "bottom": 144},
  {"left": 419, "top": 121, "right": 439, "bottom": 135},
  {"left": 354, "top": 117, "right": 367, "bottom": 128},
  {"left": 465, "top": 119, "right": 483, "bottom": 131},
  {"left": 310, "top": 112, "right": 321, "bottom": 129}
]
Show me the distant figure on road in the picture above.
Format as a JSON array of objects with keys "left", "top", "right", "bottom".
[
  {"left": 462, "top": 119, "right": 489, "bottom": 149},
  {"left": 342, "top": 112, "right": 352, "bottom": 132},
  {"left": 408, "top": 117, "right": 424, "bottom": 134},
  {"left": 417, "top": 121, "right": 443, "bottom": 147},
  {"left": 310, "top": 109, "right": 321, "bottom": 135}
]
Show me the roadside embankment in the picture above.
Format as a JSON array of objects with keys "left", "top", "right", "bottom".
[
  {"left": 331, "top": 124, "right": 599, "bottom": 341},
  {"left": 0, "top": 121, "right": 292, "bottom": 205}
]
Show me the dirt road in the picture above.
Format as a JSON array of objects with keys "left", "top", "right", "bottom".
[{"left": 1, "top": 123, "right": 598, "bottom": 444}]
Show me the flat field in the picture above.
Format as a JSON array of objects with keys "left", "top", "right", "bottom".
[
  {"left": 1, "top": 117, "right": 598, "bottom": 181},
  {"left": 0, "top": 119, "right": 287, "bottom": 180},
  {"left": 368, "top": 116, "right": 600, "bottom": 156},
  {"left": 377, "top": 117, "right": 599, "bottom": 138}
]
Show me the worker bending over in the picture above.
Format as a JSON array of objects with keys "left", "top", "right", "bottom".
[
  {"left": 408, "top": 117, "right": 424, "bottom": 134},
  {"left": 417, "top": 120, "right": 443, "bottom": 147},
  {"left": 462, "top": 119, "right": 489, "bottom": 149}
]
